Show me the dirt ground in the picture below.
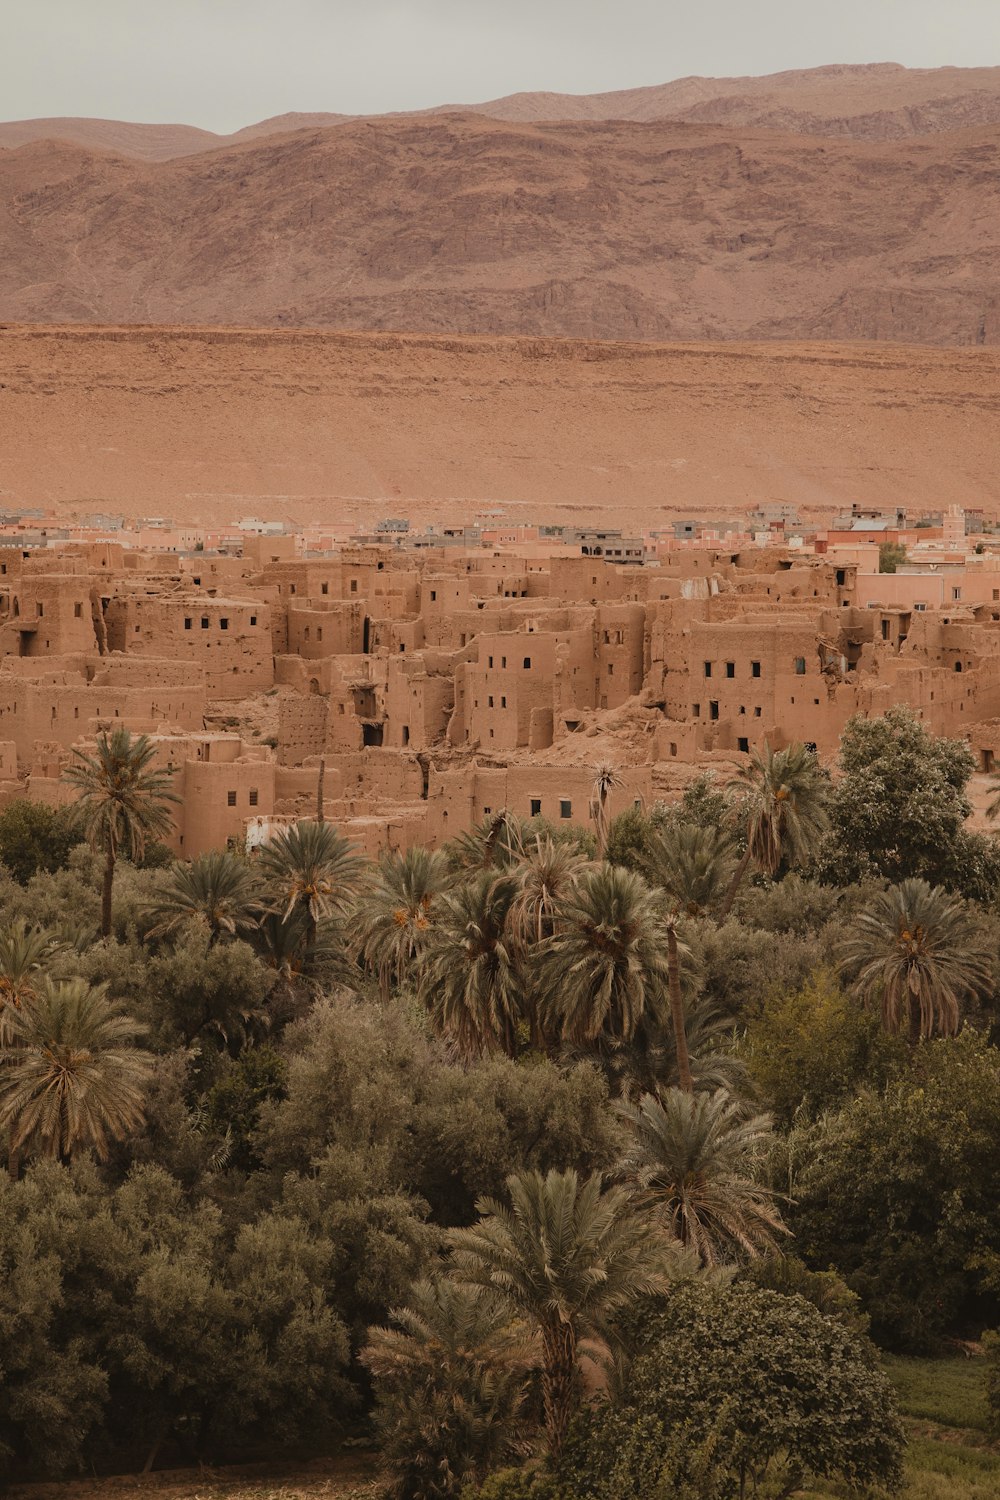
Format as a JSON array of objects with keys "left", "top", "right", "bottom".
[{"left": 5, "top": 1453, "right": 380, "bottom": 1500}]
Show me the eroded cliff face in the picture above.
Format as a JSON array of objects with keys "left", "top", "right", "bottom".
[{"left": 1, "top": 111, "right": 999, "bottom": 345}]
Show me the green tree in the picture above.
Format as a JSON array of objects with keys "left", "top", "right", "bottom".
[
  {"left": 744, "top": 969, "right": 903, "bottom": 1125},
  {"left": 879, "top": 541, "right": 908, "bottom": 573},
  {"left": 360, "top": 846, "right": 448, "bottom": 999},
  {"left": 566, "top": 1282, "right": 904, "bottom": 1499},
  {"left": 644, "top": 821, "right": 736, "bottom": 1092},
  {"left": 144, "top": 850, "right": 261, "bottom": 946},
  {"left": 718, "top": 743, "right": 829, "bottom": 922},
  {"left": 838, "top": 878, "right": 992, "bottom": 1042},
  {"left": 257, "top": 819, "right": 365, "bottom": 950},
  {"left": 788, "top": 1031, "right": 1000, "bottom": 1348},
  {"left": 449, "top": 1167, "right": 676, "bottom": 1457},
  {"left": 0, "top": 977, "right": 153, "bottom": 1164},
  {"left": 363, "top": 1278, "right": 535, "bottom": 1500},
  {"left": 821, "top": 707, "right": 975, "bottom": 887},
  {"left": 616, "top": 1089, "right": 788, "bottom": 1265},
  {"left": 418, "top": 873, "right": 524, "bottom": 1059},
  {"left": 536, "top": 866, "right": 670, "bottom": 1053},
  {"left": 0, "top": 799, "right": 77, "bottom": 885},
  {"left": 63, "top": 729, "right": 179, "bottom": 938}
]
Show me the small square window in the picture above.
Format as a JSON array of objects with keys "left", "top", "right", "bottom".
[
  {"left": 249, "top": 788, "right": 258, "bottom": 807},
  {"left": 321, "top": 582, "right": 329, "bottom": 595},
  {"left": 250, "top": 615, "right": 257, "bottom": 626},
  {"left": 74, "top": 602, "right": 83, "bottom": 618},
  {"left": 794, "top": 657, "right": 806, "bottom": 674},
  {"left": 693, "top": 703, "right": 701, "bottom": 717},
  {"left": 184, "top": 617, "right": 192, "bottom": 630},
  {"left": 751, "top": 661, "right": 761, "bottom": 678},
  {"left": 523, "top": 657, "right": 531, "bottom": 669},
  {"left": 350, "top": 580, "right": 358, "bottom": 593},
  {"left": 220, "top": 617, "right": 229, "bottom": 630},
  {"left": 560, "top": 799, "right": 572, "bottom": 820},
  {"left": 738, "top": 736, "right": 749, "bottom": 753},
  {"left": 201, "top": 617, "right": 209, "bottom": 629},
  {"left": 726, "top": 662, "right": 735, "bottom": 678},
  {"left": 530, "top": 798, "right": 542, "bottom": 817},
  {"left": 227, "top": 790, "right": 237, "bottom": 807}
]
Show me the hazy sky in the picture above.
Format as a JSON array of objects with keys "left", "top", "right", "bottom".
[{"left": 6, "top": 0, "right": 1000, "bottom": 132}]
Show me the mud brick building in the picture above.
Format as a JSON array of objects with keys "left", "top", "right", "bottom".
[{"left": 4, "top": 525, "right": 1000, "bottom": 859}]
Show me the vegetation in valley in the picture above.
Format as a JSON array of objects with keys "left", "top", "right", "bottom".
[{"left": 3, "top": 709, "right": 1000, "bottom": 1496}]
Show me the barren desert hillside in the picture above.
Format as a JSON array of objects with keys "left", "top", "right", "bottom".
[
  {"left": 2, "top": 114, "right": 999, "bottom": 344},
  {"left": 4, "top": 63, "right": 1000, "bottom": 160},
  {"left": 2, "top": 325, "right": 998, "bottom": 527}
]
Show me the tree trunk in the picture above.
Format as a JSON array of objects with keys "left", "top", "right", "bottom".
[
  {"left": 7, "top": 1141, "right": 20, "bottom": 1181},
  {"left": 716, "top": 845, "right": 753, "bottom": 926},
  {"left": 316, "top": 757, "right": 326, "bottom": 824},
  {"left": 667, "top": 924, "right": 694, "bottom": 1093},
  {"left": 541, "top": 1320, "right": 578, "bottom": 1458},
  {"left": 101, "top": 840, "right": 116, "bottom": 939}
]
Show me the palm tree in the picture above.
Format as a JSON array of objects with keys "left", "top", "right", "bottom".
[
  {"left": 361, "top": 1277, "right": 535, "bottom": 1497},
  {"left": 838, "top": 877, "right": 992, "bottom": 1043},
  {"left": 418, "top": 872, "right": 523, "bottom": 1059},
  {"left": 0, "top": 918, "right": 64, "bottom": 1045},
  {"left": 717, "top": 742, "right": 829, "bottom": 923},
  {"left": 644, "top": 821, "right": 736, "bottom": 1092},
  {"left": 509, "top": 834, "right": 587, "bottom": 948},
  {"left": 448, "top": 1167, "right": 674, "bottom": 1456},
  {"left": 591, "top": 763, "right": 623, "bottom": 859},
  {"left": 257, "top": 819, "right": 365, "bottom": 950},
  {"left": 537, "top": 865, "right": 670, "bottom": 1052},
  {"left": 144, "top": 850, "right": 261, "bottom": 945},
  {"left": 63, "top": 728, "right": 179, "bottom": 938},
  {"left": 0, "top": 977, "right": 153, "bottom": 1163},
  {"left": 445, "top": 811, "right": 524, "bottom": 877},
  {"left": 617, "top": 1088, "right": 789, "bottom": 1266},
  {"left": 359, "top": 846, "right": 448, "bottom": 999}
]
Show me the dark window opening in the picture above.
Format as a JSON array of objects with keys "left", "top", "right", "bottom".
[
  {"left": 530, "top": 798, "right": 542, "bottom": 817},
  {"left": 362, "top": 722, "right": 384, "bottom": 747},
  {"left": 523, "top": 657, "right": 531, "bottom": 669},
  {"left": 227, "top": 790, "right": 237, "bottom": 807},
  {"left": 249, "top": 788, "right": 258, "bottom": 807},
  {"left": 560, "top": 799, "right": 572, "bottom": 820},
  {"left": 709, "top": 700, "right": 719, "bottom": 721},
  {"left": 751, "top": 661, "right": 761, "bottom": 678},
  {"left": 704, "top": 661, "right": 712, "bottom": 678},
  {"left": 725, "top": 662, "right": 735, "bottom": 678},
  {"left": 794, "top": 657, "right": 806, "bottom": 674},
  {"left": 737, "top": 737, "right": 749, "bottom": 753}
]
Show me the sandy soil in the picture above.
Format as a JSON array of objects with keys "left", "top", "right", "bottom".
[
  {"left": 2, "top": 325, "right": 999, "bottom": 528},
  {"left": 6, "top": 1453, "right": 378, "bottom": 1500}
]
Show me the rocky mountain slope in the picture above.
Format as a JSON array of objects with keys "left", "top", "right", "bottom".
[
  {"left": 3, "top": 326, "right": 998, "bottom": 524},
  {"left": 4, "top": 63, "right": 1000, "bottom": 159},
  {"left": 2, "top": 112, "right": 998, "bottom": 344}
]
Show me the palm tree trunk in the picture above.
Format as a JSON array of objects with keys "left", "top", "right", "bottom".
[
  {"left": 316, "top": 758, "right": 326, "bottom": 824},
  {"left": 716, "top": 845, "right": 753, "bottom": 926},
  {"left": 908, "top": 996, "right": 923, "bottom": 1046},
  {"left": 101, "top": 840, "right": 116, "bottom": 939},
  {"left": 541, "top": 1320, "right": 577, "bottom": 1458},
  {"left": 8, "top": 1141, "right": 20, "bottom": 1180},
  {"left": 667, "top": 924, "right": 693, "bottom": 1093}
]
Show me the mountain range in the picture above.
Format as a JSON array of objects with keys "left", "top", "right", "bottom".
[{"left": 1, "top": 64, "right": 999, "bottom": 344}]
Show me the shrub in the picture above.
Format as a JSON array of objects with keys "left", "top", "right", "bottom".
[{"left": 558, "top": 1282, "right": 904, "bottom": 1499}]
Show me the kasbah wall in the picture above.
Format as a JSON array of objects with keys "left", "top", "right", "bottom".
[{"left": 5, "top": 523, "right": 1000, "bottom": 860}]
